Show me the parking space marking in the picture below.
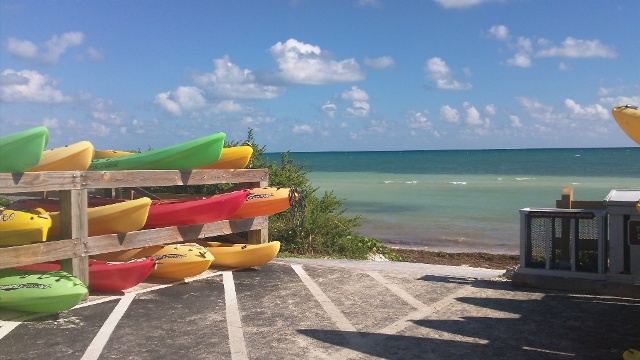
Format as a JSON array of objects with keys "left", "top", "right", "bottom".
[
  {"left": 367, "top": 271, "right": 425, "bottom": 309},
  {"left": 81, "top": 293, "right": 136, "bottom": 360},
  {"left": 224, "top": 271, "right": 248, "bottom": 360}
]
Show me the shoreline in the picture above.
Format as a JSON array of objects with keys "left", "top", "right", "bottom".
[{"left": 387, "top": 247, "right": 520, "bottom": 270}]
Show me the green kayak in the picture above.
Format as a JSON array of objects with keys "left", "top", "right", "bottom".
[
  {"left": 0, "top": 126, "right": 49, "bottom": 172},
  {"left": 88, "top": 132, "right": 226, "bottom": 170},
  {"left": 0, "top": 268, "right": 87, "bottom": 313}
]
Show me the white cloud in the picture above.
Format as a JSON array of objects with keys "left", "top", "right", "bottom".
[
  {"left": 193, "top": 56, "right": 283, "bottom": 99},
  {"left": 509, "top": 115, "right": 523, "bottom": 128},
  {"left": 506, "top": 37, "right": 533, "bottom": 68},
  {"left": 488, "top": 25, "right": 509, "bottom": 40},
  {"left": 6, "top": 32, "right": 85, "bottom": 64},
  {"left": 322, "top": 102, "right": 337, "bottom": 118},
  {"left": 345, "top": 100, "right": 370, "bottom": 117},
  {"left": 433, "top": 0, "right": 486, "bottom": 9},
  {"left": 364, "top": 56, "right": 395, "bottom": 69},
  {"left": 440, "top": 105, "right": 460, "bottom": 124},
  {"left": 269, "top": 39, "right": 365, "bottom": 85},
  {"left": 292, "top": 124, "right": 313, "bottom": 134},
  {"left": 517, "top": 97, "right": 561, "bottom": 123},
  {"left": 425, "top": 57, "right": 472, "bottom": 90},
  {"left": 463, "top": 102, "right": 487, "bottom": 126},
  {"left": 485, "top": 104, "right": 497, "bottom": 116},
  {"left": 537, "top": 37, "right": 617, "bottom": 58},
  {"left": 406, "top": 111, "right": 433, "bottom": 130},
  {"left": 564, "top": 99, "right": 609, "bottom": 120},
  {"left": 85, "top": 47, "right": 106, "bottom": 62},
  {"left": 0, "top": 69, "right": 72, "bottom": 103},
  {"left": 341, "top": 86, "right": 369, "bottom": 101},
  {"left": 341, "top": 86, "right": 370, "bottom": 117},
  {"left": 42, "top": 117, "right": 60, "bottom": 130},
  {"left": 154, "top": 86, "right": 206, "bottom": 116}
]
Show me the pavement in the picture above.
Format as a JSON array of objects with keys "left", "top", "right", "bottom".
[{"left": 1, "top": 258, "right": 638, "bottom": 360}]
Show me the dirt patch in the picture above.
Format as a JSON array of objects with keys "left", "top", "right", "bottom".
[{"left": 388, "top": 248, "right": 520, "bottom": 270}]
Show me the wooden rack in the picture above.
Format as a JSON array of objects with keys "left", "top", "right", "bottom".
[{"left": 0, "top": 169, "right": 269, "bottom": 285}]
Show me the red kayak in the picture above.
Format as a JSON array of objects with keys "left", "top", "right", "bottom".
[
  {"left": 10, "top": 190, "right": 249, "bottom": 229},
  {"left": 16, "top": 258, "right": 156, "bottom": 292}
]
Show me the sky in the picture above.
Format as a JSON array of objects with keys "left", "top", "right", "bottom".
[{"left": 1, "top": 0, "right": 639, "bottom": 152}]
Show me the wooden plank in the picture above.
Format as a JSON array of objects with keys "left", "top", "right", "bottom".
[
  {"left": 0, "top": 217, "right": 267, "bottom": 268},
  {"left": 0, "top": 169, "right": 269, "bottom": 193},
  {"left": 0, "top": 240, "right": 84, "bottom": 269},
  {"left": 83, "top": 217, "right": 267, "bottom": 255}
]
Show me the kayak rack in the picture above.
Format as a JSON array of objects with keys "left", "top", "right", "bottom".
[{"left": 0, "top": 169, "right": 270, "bottom": 287}]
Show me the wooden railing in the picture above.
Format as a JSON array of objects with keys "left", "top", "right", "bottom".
[{"left": 0, "top": 169, "right": 269, "bottom": 285}]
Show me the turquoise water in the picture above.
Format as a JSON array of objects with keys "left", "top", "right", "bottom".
[{"left": 268, "top": 148, "right": 640, "bottom": 254}]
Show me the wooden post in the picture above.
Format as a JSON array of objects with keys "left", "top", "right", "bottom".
[
  {"left": 58, "top": 189, "right": 90, "bottom": 292},
  {"left": 247, "top": 177, "right": 269, "bottom": 244},
  {"left": 555, "top": 187, "right": 572, "bottom": 264}
]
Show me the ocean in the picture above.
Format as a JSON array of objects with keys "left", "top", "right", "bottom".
[{"left": 268, "top": 148, "right": 640, "bottom": 254}]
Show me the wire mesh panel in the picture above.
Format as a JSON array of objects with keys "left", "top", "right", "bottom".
[{"left": 521, "top": 208, "right": 607, "bottom": 274}]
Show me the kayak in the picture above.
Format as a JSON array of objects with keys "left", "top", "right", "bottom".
[
  {"left": 93, "top": 145, "right": 253, "bottom": 169},
  {"left": 194, "top": 241, "right": 280, "bottom": 268},
  {"left": 198, "top": 146, "right": 254, "bottom": 169},
  {"left": 87, "top": 132, "right": 226, "bottom": 170},
  {"left": 17, "top": 258, "right": 156, "bottom": 292},
  {"left": 45, "top": 197, "right": 151, "bottom": 239},
  {"left": 27, "top": 141, "right": 94, "bottom": 171},
  {"left": 612, "top": 105, "right": 640, "bottom": 145},
  {"left": 0, "top": 268, "right": 87, "bottom": 313},
  {"left": 0, "top": 208, "right": 52, "bottom": 247},
  {"left": 141, "top": 190, "right": 249, "bottom": 229},
  {"left": 93, "top": 149, "right": 135, "bottom": 159},
  {"left": 229, "top": 187, "right": 301, "bottom": 219},
  {"left": 11, "top": 190, "right": 249, "bottom": 229},
  {"left": 92, "top": 243, "right": 214, "bottom": 279},
  {"left": 0, "top": 126, "right": 49, "bottom": 173}
]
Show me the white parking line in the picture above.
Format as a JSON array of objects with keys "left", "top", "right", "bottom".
[
  {"left": 81, "top": 293, "right": 136, "bottom": 360},
  {"left": 224, "top": 271, "right": 248, "bottom": 360},
  {"left": 367, "top": 271, "right": 426, "bottom": 309},
  {"left": 292, "top": 264, "right": 357, "bottom": 333}
]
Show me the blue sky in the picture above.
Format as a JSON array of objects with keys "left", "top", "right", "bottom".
[{"left": 1, "top": 0, "right": 639, "bottom": 152}]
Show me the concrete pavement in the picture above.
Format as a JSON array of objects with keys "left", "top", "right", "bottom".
[{"left": 1, "top": 258, "right": 638, "bottom": 359}]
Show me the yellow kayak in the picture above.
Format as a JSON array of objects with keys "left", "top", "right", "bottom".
[
  {"left": 198, "top": 146, "right": 253, "bottom": 169},
  {"left": 93, "top": 243, "right": 214, "bottom": 279},
  {"left": 0, "top": 208, "right": 51, "bottom": 246},
  {"left": 194, "top": 241, "right": 280, "bottom": 268},
  {"left": 612, "top": 105, "right": 640, "bottom": 145},
  {"left": 27, "top": 141, "right": 95, "bottom": 171},
  {"left": 47, "top": 197, "right": 151, "bottom": 239},
  {"left": 93, "top": 149, "right": 135, "bottom": 159}
]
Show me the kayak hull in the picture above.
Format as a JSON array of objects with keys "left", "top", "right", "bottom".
[
  {"left": 0, "top": 269, "right": 87, "bottom": 313},
  {"left": 93, "top": 243, "right": 214, "bottom": 279},
  {"left": 88, "top": 132, "right": 226, "bottom": 170},
  {"left": 198, "top": 146, "right": 253, "bottom": 169},
  {"left": 612, "top": 105, "right": 640, "bottom": 145},
  {"left": 12, "top": 191, "right": 248, "bottom": 230},
  {"left": 0, "top": 208, "right": 52, "bottom": 247},
  {"left": 230, "top": 187, "right": 300, "bottom": 219},
  {"left": 195, "top": 241, "right": 280, "bottom": 268},
  {"left": 27, "top": 141, "right": 95, "bottom": 171},
  {"left": 0, "top": 126, "right": 49, "bottom": 173},
  {"left": 45, "top": 197, "right": 151, "bottom": 239},
  {"left": 17, "top": 258, "right": 157, "bottom": 292}
]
